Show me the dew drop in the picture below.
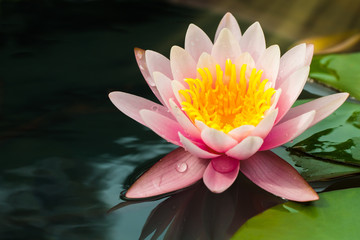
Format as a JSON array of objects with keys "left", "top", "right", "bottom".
[
  {"left": 151, "top": 106, "right": 158, "bottom": 111},
  {"left": 176, "top": 162, "right": 188, "bottom": 173}
]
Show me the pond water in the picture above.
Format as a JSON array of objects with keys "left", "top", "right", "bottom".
[{"left": 1, "top": 1, "right": 359, "bottom": 239}]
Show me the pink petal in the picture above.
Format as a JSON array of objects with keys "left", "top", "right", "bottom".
[
  {"left": 195, "top": 119, "right": 208, "bottom": 131},
  {"left": 211, "top": 155, "right": 239, "bottom": 173},
  {"left": 225, "top": 136, "right": 263, "bottom": 160},
  {"left": 171, "top": 80, "right": 187, "bottom": 106},
  {"left": 234, "top": 52, "right": 256, "bottom": 80},
  {"left": 108, "top": 91, "right": 174, "bottom": 126},
  {"left": 275, "top": 66, "right": 310, "bottom": 124},
  {"left": 140, "top": 109, "right": 184, "bottom": 146},
  {"left": 125, "top": 148, "right": 207, "bottom": 199},
  {"left": 256, "top": 45, "right": 280, "bottom": 84},
  {"left": 134, "top": 48, "right": 165, "bottom": 105},
  {"left": 241, "top": 151, "right": 319, "bottom": 202},
  {"left": 145, "top": 50, "right": 173, "bottom": 80},
  {"left": 215, "top": 12, "right": 241, "bottom": 42},
  {"left": 235, "top": 52, "right": 256, "bottom": 67},
  {"left": 211, "top": 28, "right": 241, "bottom": 69},
  {"left": 134, "top": 48, "right": 155, "bottom": 86},
  {"left": 276, "top": 43, "right": 306, "bottom": 88},
  {"left": 268, "top": 89, "right": 282, "bottom": 113},
  {"left": 203, "top": 157, "right": 240, "bottom": 193},
  {"left": 185, "top": 24, "right": 213, "bottom": 62},
  {"left": 240, "top": 22, "right": 266, "bottom": 62},
  {"left": 260, "top": 110, "right": 315, "bottom": 151},
  {"left": 251, "top": 109, "right": 278, "bottom": 138},
  {"left": 279, "top": 93, "right": 349, "bottom": 128},
  {"left": 196, "top": 53, "right": 217, "bottom": 79},
  {"left": 169, "top": 99, "right": 201, "bottom": 140},
  {"left": 170, "top": 46, "right": 197, "bottom": 85},
  {"left": 153, "top": 71, "right": 175, "bottom": 110},
  {"left": 228, "top": 125, "right": 255, "bottom": 142},
  {"left": 201, "top": 128, "right": 238, "bottom": 153},
  {"left": 305, "top": 44, "right": 314, "bottom": 66},
  {"left": 179, "top": 133, "right": 220, "bottom": 159}
]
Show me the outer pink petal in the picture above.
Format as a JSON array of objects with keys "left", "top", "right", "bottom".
[
  {"left": 108, "top": 91, "right": 174, "bottom": 126},
  {"left": 170, "top": 46, "right": 197, "bottom": 85},
  {"left": 211, "top": 28, "right": 241, "bottom": 69},
  {"left": 225, "top": 136, "right": 263, "bottom": 160},
  {"left": 239, "top": 22, "right": 266, "bottom": 62},
  {"left": 153, "top": 72, "right": 176, "bottom": 110},
  {"left": 260, "top": 110, "right": 315, "bottom": 151},
  {"left": 228, "top": 125, "right": 255, "bottom": 142},
  {"left": 125, "top": 148, "right": 207, "bottom": 199},
  {"left": 140, "top": 109, "right": 184, "bottom": 146},
  {"left": 305, "top": 44, "right": 314, "bottom": 66},
  {"left": 241, "top": 151, "right": 319, "bottom": 202},
  {"left": 201, "top": 128, "right": 238, "bottom": 153},
  {"left": 276, "top": 43, "right": 306, "bottom": 88},
  {"left": 279, "top": 93, "right": 349, "bottom": 128},
  {"left": 203, "top": 157, "right": 240, "bottom": 193},
  {"left": 275, "top": 66, "right": 310, "bottom": 124},
  {"left": 169, "top": 99, "right": 201, "bottom": 140},
  {"left": 134, "top": 48, "right": 166, "bottom": 105},
  {"left": 185, "top": 24, "right": 213, "bottom": 62},
  {"left": 179, "top": 133, "right": 220, "bottom": 159},
  {"left": 215, "top": 12, "right": 241, "bottom": 42},
  {"left": 256, "top": 45, "right": 280, "bottom": 84},
  {"left": 251, "top": 109, "right": 278, "bottom": 138},
  {"left": 145, "top": 50, "right": 173, "bottom": 80}
]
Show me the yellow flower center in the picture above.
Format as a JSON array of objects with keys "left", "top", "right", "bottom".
[{"left": 179, "top": 59, "right": 276, "bottom": 133}]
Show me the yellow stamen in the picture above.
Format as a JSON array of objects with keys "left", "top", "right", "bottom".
[{"left": 179, "top": 59, "right": 276, "bottom": 133}]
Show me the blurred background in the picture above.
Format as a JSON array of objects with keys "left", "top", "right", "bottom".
[{"left": 0, "top": 0, "right": 360, "bottom": 239}]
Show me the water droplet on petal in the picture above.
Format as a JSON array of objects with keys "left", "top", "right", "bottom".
[
  {"left": 151, "top": 106, "right": 158, "bottom": 111},
  {"left": 152, "top": 175, "right": 163, "bottom": 188},
  {"left": 176, "top": 162, "right": 188, "bottom": 173}
]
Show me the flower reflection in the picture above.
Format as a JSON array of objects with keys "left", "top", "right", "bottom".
[{"left": 109, "top": 161, "right": 285, "bottom": 240}]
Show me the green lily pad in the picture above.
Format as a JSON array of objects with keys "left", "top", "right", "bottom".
[
  {"left": 310, "top": 52, "right": 360, "bottom": 100},
  {"left": 272, "top": 147, "right": 360, "bottom": 182},
  {"left": 288, "top": 101, "right": 360, "bottom": 166},
  {"left": 232, "top": 188, "right": 360, "bottom": 240}
]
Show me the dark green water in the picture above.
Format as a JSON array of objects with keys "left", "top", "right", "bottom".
[{"left": 0, "top": 1, "right": 352, "bottom": 239}]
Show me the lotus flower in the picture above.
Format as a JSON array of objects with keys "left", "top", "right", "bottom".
[{"left": 109, "top": 13, "right": 348, "bottom": 202}]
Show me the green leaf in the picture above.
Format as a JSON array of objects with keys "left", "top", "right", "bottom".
[
  {"left": 231, "top": 188, "right": 360, "bottom": 240},
  {"left": 272, "top": 147, "right": 360, "bottom": 182},
  {"left": 288, "top": 101, "right": 360, "bottom": 166},
  {"left": 310, "top": 52, "right": 360, "bottom": 100}
]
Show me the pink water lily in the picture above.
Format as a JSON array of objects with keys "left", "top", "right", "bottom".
[{"left": 109, "top": 13, "right": 348, "bottom": 202}]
